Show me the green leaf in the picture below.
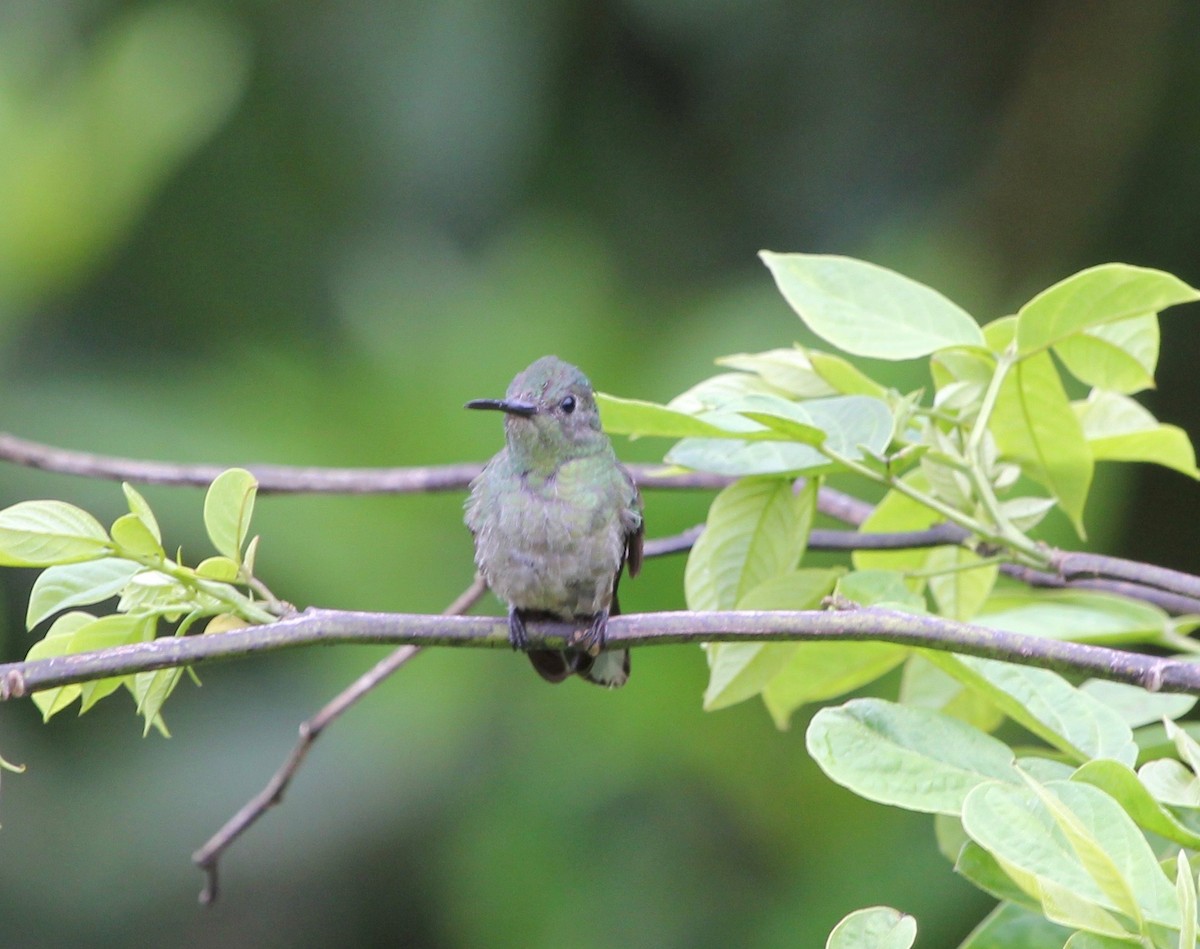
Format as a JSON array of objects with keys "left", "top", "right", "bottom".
[
  {"left": 0, "top": 500, "right": 110, "bottom": 566},
  {"left": 195, "top": 556, "right": 240, "bottom": 582},
  {"left": 759, "top": 252, "right": 985, "bottom": 359},
  {"left": 596, "top": 392, "right": 766, "bottom": 439},
  {"left": 955, "top": 902, "right": 1073, "bottom": 949},
  {"left": 684, "top": 478, "right": 816, "bottom": 611},
  {"left": 806, "top": 698, "right": 1018, "bottom": 815},
  {"left": 715, "top": 348, "right": 836, "bottom": 398},
  {"left": 204, "top": 468, "right": 258, "bottom": 564},
  {"left": 852, "top": 474, "right": 942, "bottom": 583},
  {"left": 122, "top": 482, "right": 161, "bottom": 543},
  {"left": 665, "top": 394, "right": 895, "bottom": 477},
  {"left": 835, "top": 569, "right": 925, "bottom": 613},
  {"left": 990, "top": 350, "right": 1093, "bottom": 533},
  {"left": 1137, "top": 759, "right": 1200, "bottom": 808},
  {"left": 1053, "top": 314, "right": 1159, "bottom": 394},
  {"left": 824, "top": 906, "right": 916, "bottom": 949},
  {"left": 1015, "top": 262, "right": 1198, "bottom": 356},
  {"left": 1077, "top": 679, "right": 1195, "bottom": 729},
  {"left": 763, "top": 642, "right": 907, "bottom": 729},
  {"left": 961, "top": 783, "right": 1135, "bottom": 937},
  {"left": 1075, "top": 390, "right": 1199, "bottom": 479},
  {"left": 26, "top": 612, "right": 93, "bottom": 719},
  {"left": 70, "top": 614, "right": 157, "bottom": 714},
  {"left": 132, "top": 666, "right": 184, "bottom": 737},
  {"left": 1177, "top": 850, "right": 1196, "bottom": 949},
  {"left": 807, "top": 350, "right": 888, "bottom": 398},
  {"left": 921, "top": 654, "right": 1137, "bottom": 765},
  {"left": 975, "top": 588, "right": 1170, "bottom": 645},
  {"left": 924, "top": 547, "right": 999, "bottom": 622},
  {"left": 26, "top": 558, "right": 142, "bottom": 629},
  {"left": 900, "top": 656, "right": 1004, "bottom": 733},
  {"left": 1028, "top": 779, "right": 1179, "bottom": 928},
  {"left": 110, "top": 512, "right": 164, "bottom": 559},
  {"left": 702, "top": 567, "right": 838, "bottom": 713},
  {"left": 1071, "top": 759, "right": 1200, "bottom": 849}
]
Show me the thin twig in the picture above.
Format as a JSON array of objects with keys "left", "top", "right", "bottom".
[
  {"left": 191, "top": 575, "right": 488, "bottom": 904},
  {"left": 3, "top": 606, "right": 1199, "bottom": 696}
]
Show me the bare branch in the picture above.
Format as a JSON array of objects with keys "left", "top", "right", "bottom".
[
  {"left": 191, "top": 575, "right": 489, "bottom": 905},
  {"left": 0, "top": 432, "right": 729, "bottom": 493},
  {"left": 2, "top": 606, "right": 1197, "bottom": 697}
]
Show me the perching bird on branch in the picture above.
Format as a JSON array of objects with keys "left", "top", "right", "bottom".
[{"left": 465, "top": 356, "right": 643, "bottom": 687}]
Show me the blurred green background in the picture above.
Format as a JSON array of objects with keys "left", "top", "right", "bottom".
[{"left": 1, "top": 2, "right": 1198, "bottom": 946}]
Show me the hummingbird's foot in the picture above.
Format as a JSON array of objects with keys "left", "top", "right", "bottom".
[
  {"left": 508, "top": 608, "right": 531, "bottom": 651},
  {"left": 569, "top": 608, "right": 609, "bottom": 657}
]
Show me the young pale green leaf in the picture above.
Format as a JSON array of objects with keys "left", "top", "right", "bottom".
[
  {"left": 1177, "top": 850, "right": 1197, "bottom": 949},
  {"left": 1070, "top": 759, "right": 1200, "bottom": 849},
  {"left": 759, "top": 252, "right": 985, "bottom": 359},
  {"left": 26, "top": 557, "right": 142, "bottom": 628},
  {"left": 961, "top": 783, "right": 1137, "bottom": 936},
  {"left": 924, "top": 547, "right": 998, "bottom": 622},
  {"left": 195, "top": 556, "right": 240, "bottom": 582},
  {"left": 665, "top": 437, "right": 830, "bottom": 477},
  {"left": 1053, "top": 314, "right": 1159, "bottom": 394},
  {"left": 956, "top": 841, "right": 1048, "bottom": 914},
  {"left": 73, "top": 614, "right": 156, "bottom": 714},
  {"left": 132, "top": 667, "right": 184, "bottom": 737},
  {"left": 1015, "top": 262, "right": 1198, "bottom": 356},
  {"left": 975, "top": 588, "right": 1170, "bottom": 645},
  {"left": 122, "top": 482, "right": 161, "bottom": 543},
  {"left": 954, "top": 902, "right": 1073, "bottom": 949},
  {"left": 1029, "top": 779, "right": 1179, "bottom": 928},
  {"left": 990, "top": 350, "right": 1093, "bottom": 533},
  {"left": 667, "top": 371, "right": 786, "bottom": 413},
  {"left": 702, "top": 566, "right": 839, "bottom": 713},
  {"left": 720, "top": 394, "right": 827, "bottom": 444},
  {"left": 852, "top": 474, "right": 942, "bottom": 582},
  {"left": 0, "top": 500, "right": 110, "bottom": 567},
  {"left": 921, "top": 654, "right": 1137, "bottom": 765},
  {"left": 1075, "top": 390, "right": 1199, "bottom": 479},
  {"left": 1062, "top": 933, "right": 1148, "bottom": 948},
  {"left": 807, "top": 350, "right": 888, "bottom": 398},
  {"left": 703, "top": 643, "right": 799, "bottom": 712},
  {"left": 1167, "top": 719, "right": 1200, "bottom": 777},
  {"left": 665, "top": 395, "right": 894, "bottom": 477},
  {"left": 806, "top": 698, "right": 1018, "bottom": 815},
  {"left": 684, "top": 478, "right": 816, "bottom": 611},
  {"left": 900, "top": 656, "right": 1004, "bottom": 733},
  {"left": 763, "top": 642, "right": 908, "bottom": 729},
  {"left": 715, "top": 348, "right": 835, "bottom": 397},
  {"left": 110, "top": 513, "right": 164, "bottom": 559},
  {"left": 596, "top": 392, "right": 765, "bottom": 439},
  {"left": 824, "top": 906, "right": 916, "bottom": 949},
  {"left": 1137, "top": 759, "right": 1200, "bottom": 808},
  {"left": 1077, "top": 679, "right": 1196, "bottom": 729},
  {"left": 835, "top": 569, "right": 926, "bottom": 613},
  {"left": 204, "top": 468, "right": 258, "bottom": 564},
  {"left": 26, "top": 611, "right": 94, "bottom": 719}
]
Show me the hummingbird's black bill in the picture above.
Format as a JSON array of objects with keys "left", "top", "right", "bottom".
[{"left": 465, "top": 398, "right": 538, "bottom": 417}]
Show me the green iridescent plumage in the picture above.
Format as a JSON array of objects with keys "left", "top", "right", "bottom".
[{"left": 465, "top": 356, "right": 643, "bottom": 687}]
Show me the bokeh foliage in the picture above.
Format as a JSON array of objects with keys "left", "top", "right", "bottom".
[{"left": 1, "top": 2, "right": 1199, "bottom": 946}]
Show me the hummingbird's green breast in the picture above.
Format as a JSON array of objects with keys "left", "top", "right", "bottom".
[{"left": 467, "top": 449, "right": 637, "bottom": 618}]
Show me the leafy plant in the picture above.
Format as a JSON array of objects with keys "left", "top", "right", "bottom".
[
  {"left": 601, "top": 253, "right": 1200, "bottom": 946},
  {"left": 4, "top": 469, "right": 275, "bottom": 735}
]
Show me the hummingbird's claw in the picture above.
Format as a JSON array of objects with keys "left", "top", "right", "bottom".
[
  {"left": 570, "top": 608, "right": 609, "bottom": 657},
  {"left": 508, "top": 608, "right": 531, "bottom": 652}
]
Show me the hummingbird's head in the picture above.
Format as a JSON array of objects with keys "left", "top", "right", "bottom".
[{"left": 466, "top": 356, "right": 607, "bottom": 463}]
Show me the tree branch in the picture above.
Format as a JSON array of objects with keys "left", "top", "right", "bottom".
[
  {"left": 189, "top": 576, "right": 488, "bottom": 905},
  {"left": 1, "top": 607, "right": 1196, "bottom": 697}
]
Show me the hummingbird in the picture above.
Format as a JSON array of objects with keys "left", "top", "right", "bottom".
[{"left": 464, "top": 356, "right": 644, "bottom": 687}]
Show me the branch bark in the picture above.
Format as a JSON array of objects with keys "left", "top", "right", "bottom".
[{"left": 1, "top": 606, "right": 1196, "bottom": 697}]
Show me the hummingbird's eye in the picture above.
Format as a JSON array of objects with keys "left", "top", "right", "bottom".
[{"left": 560, "top": 395, "right": 576, "bottom": 414}]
